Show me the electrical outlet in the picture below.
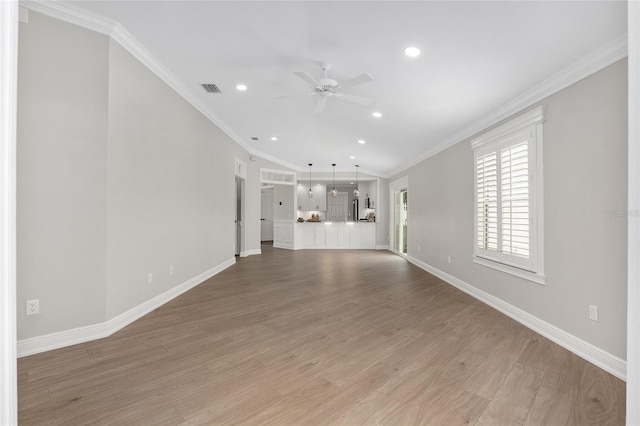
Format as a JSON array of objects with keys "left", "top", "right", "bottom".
[
  {"left": 447, "top": 255, "right": 451, "bottom": 264},
  {"left": 26, "top": 299, "right": 39, "bottom": 315},
  {"left": 148, "top": 272, "right": 153, "bottom": 284},
  {"left": 589, "top": 305, "right": 599, "bottom": 322},
  {"left": 169, "top": 265, "right": 174, "bottom": 276},
  {"left": 417, "top": 245, "right": 420, "bottom": 252}
]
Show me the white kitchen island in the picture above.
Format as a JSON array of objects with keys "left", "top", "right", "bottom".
[{"left": 273, "top": 220, "right": 376, "bottom": 250}]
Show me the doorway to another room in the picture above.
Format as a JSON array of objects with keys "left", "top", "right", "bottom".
[
  {"left": 261, "top": 187, "right": 274, "bottom": 243},
  {"left": 328, "top": 191, "right": 349, "bottom": 222},
  {"left": 390, "top": 177, "right": 408, "bottom": 256},
  {"left": 235, "top": 177, "right": 243, "bottom": 256}
]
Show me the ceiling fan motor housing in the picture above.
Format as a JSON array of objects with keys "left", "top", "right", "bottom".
[{"left": 317, "top": 78, "right": 338, "bottom": 93}]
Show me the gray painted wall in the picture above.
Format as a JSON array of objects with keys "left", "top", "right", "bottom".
[
  {"left": 17, "top": 12, "right": 246, "bottom": 339},
  {"left": 273, "top": 184, "right": 294, "bottom": 221},
  {"left": 392, "top": 59, "right": 628, "bottom": 359},
  {"left": 105, "top": 40, "right": 238, "bottom": 318},
  {"left": 17, "top": 13, "right": 109, "bottom": 338}
]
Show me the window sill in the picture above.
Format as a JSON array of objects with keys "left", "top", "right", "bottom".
[{"left": 473, "top": 256, "right": 546, "bottom": 285}]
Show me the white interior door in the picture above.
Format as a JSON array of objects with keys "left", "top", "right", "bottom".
[
  {"left": 328, "top": 192, "right": 348, "bottom": 221},
  {"left": 261, "top": 188, "right": 274, "bottom": 241}
]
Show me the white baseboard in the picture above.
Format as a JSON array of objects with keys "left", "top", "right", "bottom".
[
  {"left": 17, "top": 257, "right": 236, "bottom": 357},
  {"left": 376, "top": 245, "right": 390, "bottom": 250},
  {"left": 240, "top": 249, "right": 261, "bottom": 257},
  {"left": 273, "top": 242, "right": 294, "bottom": 250},
  {"left": 295, "top": 246, "right": 377, "bottom": 250},
  {"left": 406, "top": 255, "right": 627, "bottom": 381}
]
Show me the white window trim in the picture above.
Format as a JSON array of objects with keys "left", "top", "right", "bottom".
[
  {"left": 260, "top": 168, "right": 296, "bottom": 186},
  {"left": 471, "top": 106, "right": 546, "bottom": 285}
]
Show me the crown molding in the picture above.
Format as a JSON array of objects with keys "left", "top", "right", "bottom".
[
  {"left": 248, "top": 149, "right": 303, "bottom": 172},
  {"left": 20, "top": 0, "right": 115, "bottom": 36},
  {"left": 21, "top": 1, "right": 253, "bottom": 154},
  {"left": 388, "top": 32, "right": 628, "bottom": 178},
  {"left": 471, "top": 105, "right": 545, "bottom": 150},
  {"left": 20, "top": 0, "right": 387, "bottom": 177},
  {"left": 20, "top": 2, "right": 628, "bottom": 179}
]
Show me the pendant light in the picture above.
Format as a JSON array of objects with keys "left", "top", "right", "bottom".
[
  {"left": 331, "top": 163, "right": 337, "bottom": 197},
  {"left": 353, "top": 164, "right": 360, "bottom": 197},
  {"left": 308, "top": 163, "right": 313, "bottom": 198}
]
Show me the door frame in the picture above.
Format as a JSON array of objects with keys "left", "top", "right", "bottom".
[
  {"left": 389, "top": 176, "right": 409, "bottom": 257},
  {"left": 0, "top": 1, "right": 18, "bottom": 423},
  {"left": 260, "top": 186, "right": 274, "bottom": 242},
  {"left": 235, "top": 177, "right": 243, "bottom": 256},
  {"left": 234, "top": 158, "right": 249, "bottom": 257},
  {"left": 327, "top": 191, "right": 349, "bottom": 222},
  {"left": 627, "top": 1, "right": 639, "bottom": 422}
]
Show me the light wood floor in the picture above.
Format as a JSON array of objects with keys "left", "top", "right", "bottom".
[{"left": 18, "top": 244, "right": 625, "bottom": 425}]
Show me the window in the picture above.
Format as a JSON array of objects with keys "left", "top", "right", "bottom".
[
  {"left": 260, "top": 168, "right": 296, "bottom": 185},
  {"left": 472, "top": 106, "right": 545, "bottom": 284}
]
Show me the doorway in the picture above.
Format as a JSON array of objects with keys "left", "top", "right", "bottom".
[
  {"left": 328, "top": 192, "right": 348, "bottom": 221},
  {"left": 394, "top": 189, "right": 408, "bottom": 254},
  {"left": 235, "top": 177, "right": 243, "bottom": 256},
  {"left": 390, "top": 177, "right": 409, "bottom": 256},
  {"left": 261, "top": 187, "right": 274, "bottom": 241}
]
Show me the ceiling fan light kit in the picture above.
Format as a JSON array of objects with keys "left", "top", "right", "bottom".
[{"left": 279, "top": 63, "right": 374, "bottom": 115}]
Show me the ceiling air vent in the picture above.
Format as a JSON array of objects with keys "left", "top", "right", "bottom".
[
  {"left": 201, "top": 83, "right": 221, "bottom": 93},
  {"left": 251, "top": 137, "right": 259, "bottom": 141}
]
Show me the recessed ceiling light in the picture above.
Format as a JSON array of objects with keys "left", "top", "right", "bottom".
[
  {"left": 358, "top": 139, "right": 366, "bottom": 145},
  {"left": 270, "top": 136, "right": 278, "bottom": 141},
  {"left": 236, "top": 84, "right": 247, "bottom": 91},
  {"left": 372, "top": 112, "right": 382, "bottom": 118},
  {"left": 349, "top": 156, "right": 355, "bottom": 160},
  {"left": 404, "top": 46, "right": 421, "bottom": 57},
  {"left": 350, "top": 182, "right": 354, "bottom": 185}
]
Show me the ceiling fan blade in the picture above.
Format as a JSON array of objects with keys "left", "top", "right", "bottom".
[
  {"left": 340, "top": 73, "right": 374, "bottom": 88},
  {"left": 314, "top": 97, "right": 328, "bottom": 114},
  {"left": 335, "top": 92, "right": 374, "bottom": 106},
  {"left": 273, "top": 92, "right": 316, "bottom": 101},
  {"left": 294, "top": 71, "right": 321, "bottom": 87}
]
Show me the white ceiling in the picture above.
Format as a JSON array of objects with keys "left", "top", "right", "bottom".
[{"left": 68, "top": 1, "right": 626, "bottom": 177}]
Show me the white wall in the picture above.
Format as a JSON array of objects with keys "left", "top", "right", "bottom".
[
  {"left": 392, "top": 59, "right": 628, "bottom": 361},
  {"left": 273, "top": 184, "right": 294, "bottom": 221},
  {"left": 105, "top": 40, "right": 238, "bottom": 318},
  {"left": 17, "top": 12, "right": 109, "bottom": 338},
  {"left": 16, "top": 12, "right": 246, "bottom": 341}
]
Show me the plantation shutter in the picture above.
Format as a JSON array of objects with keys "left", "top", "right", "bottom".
[
  {"left": 474, "top": 128, "right": 534, "bottom": 271},
  {"left": 471, "top": 106, "right": 543, "bottom": 279},
  {"left": 501, "top": 141, "right": 530, "bottom": 259},
  {"left": 476, "top": 152, "right": 498, "bottom": 252}
]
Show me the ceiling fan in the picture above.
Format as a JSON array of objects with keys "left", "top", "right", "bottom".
[{"left": 275, "top": 63, "right": 374, "bottom": 114}]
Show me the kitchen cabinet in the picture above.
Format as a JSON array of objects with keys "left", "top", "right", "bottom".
[
  {"left": 296, "top": 184, "right": 326, "bottom": 211},
  {"left": 292, "top": 222, "right": 375, "bottom": 249}
]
